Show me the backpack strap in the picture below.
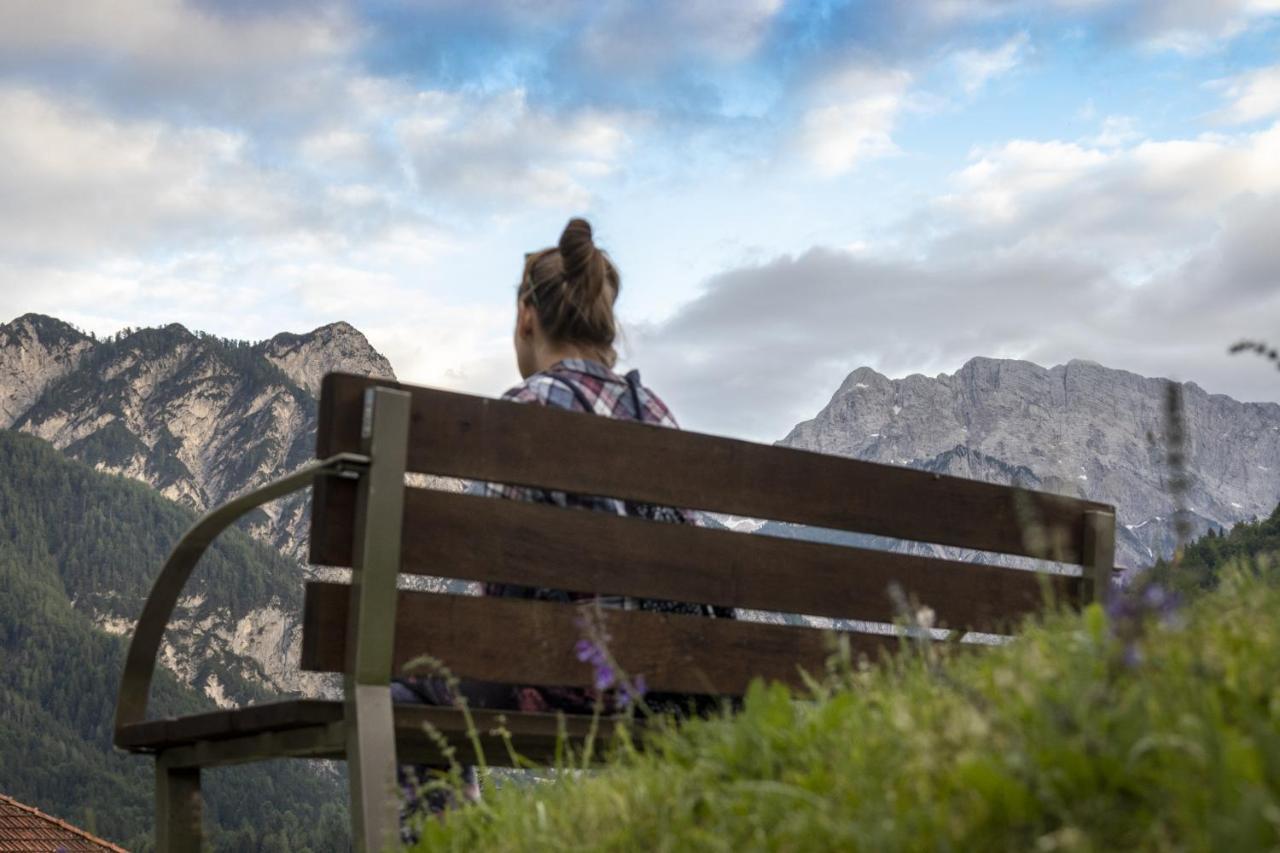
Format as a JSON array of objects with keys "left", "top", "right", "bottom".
[
  {"left": 547, "top": 368, "right": 649, "bottom": 423},
  {"left": 545, "top": 367, "right": 728, "bottom": 621},
  {"left": 623, "top": 369, "right": 646, "bottom": 422},
  {"left": 547, "top": 372, "right": 598, "bottom": 414}
]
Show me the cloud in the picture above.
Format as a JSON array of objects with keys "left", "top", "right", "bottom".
[
  {"left": 578, "top": 0, "right": 784, "bottom": 68},
  {"left": 762, "top": 0, "right": 1276, "bottom": 80},
  {"left": 0, "top": 70, "right": 631, "bottom": 260},
  {"left": 0, "top": 86, "right": 305, "bottom": 261},
  {"left": 795, "top": 66, "right": 911, "bottom": 177},
  {"left": 4, "top": 0, "right": 1280, "bottom": 447},
  {"left": 633, "top": 120, "right": 1280, "bottom": 441},
  {"left": 631, "top": 248, "right": 1110, "bottom": 440},
  {"left": 1210, "top": 62, "right": 1280, "bottom": 124},
  {"left": 1114, "top": 0, "right": 1280, "bottom": 53},
  {"left": 916, "top": 0, "right": 1278, "bottom": 53},
  {"left": 928, "top": 124, "right": 1280, "bottom": 259},
  {"left": 950, "top": 31, "right": 1031, "bottom": 93},
  {"left": 1086, "top": 115, "right": 1143, "bottom": 148},
  {"left": 0, "top": 0, "right": 353, "bottom": 119},
  {"left": 396, "top": 88, "right": 635, "bottom": 209}
]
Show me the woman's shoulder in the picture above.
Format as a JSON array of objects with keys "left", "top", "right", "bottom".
[
  {"left": 632, "top": 378, "right": 679, "bottom": 427},
  {"left": 500, "top": 360, "right": 681, "bottom": 426},
  {"left": 501, "top": 372, "right": 572, "bottom": 406}
]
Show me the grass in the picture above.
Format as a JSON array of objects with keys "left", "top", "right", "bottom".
[{"left": 407, "top": 557, "right": 1280, "bottom": 852}]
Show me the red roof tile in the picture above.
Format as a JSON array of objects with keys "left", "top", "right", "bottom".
[{"left": 0, "top": 793, "right": 128, "bottom": 852}]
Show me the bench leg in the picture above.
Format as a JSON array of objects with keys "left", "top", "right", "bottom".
[
  {"left": 156, "top": 759, "right": 202, "bottom": 852},
  {"left": 345, "top": 385, "right": 412, "bottom": 851},
  {"left": 347, "top": 683, "right": 401, "bottom": 852}
]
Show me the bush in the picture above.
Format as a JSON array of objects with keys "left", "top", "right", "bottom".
[{"left": 412, "top": 558, "right": 1280, "bottom": 852}]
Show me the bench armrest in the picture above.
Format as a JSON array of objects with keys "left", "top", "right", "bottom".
[{"left": 114, "top": 452, "right": 370, "bottom": 746}]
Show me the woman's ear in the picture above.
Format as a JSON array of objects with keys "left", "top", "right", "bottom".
[{"left": 516, "top": 300, "right": 537, "bottom": 340}]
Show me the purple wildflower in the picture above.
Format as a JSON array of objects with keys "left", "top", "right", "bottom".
[
  {"left": 1142, "top": 584, "right": 1182, "bottom": 626},
  {"left": 1106, "top": 581, "right": 1183, "bottom": 667},
  {"left": 574, "top": 637, "right": 617, "bottom": 689},
  {"left": 616, "top": 674, "right": 648, "bottom": 709},
  {"left": 574, "top": 605, "right": 648, "bottom": 710}
]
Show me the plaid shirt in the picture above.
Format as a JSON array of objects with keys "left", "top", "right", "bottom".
[
  {"left": 479, "top": 358, "right": 692, "bottom": 522},
  {"left": 476, "top": 359, "right": 730, "bottom": 714}
]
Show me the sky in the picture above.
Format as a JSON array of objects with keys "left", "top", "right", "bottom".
[{"left": 1, "top": 0, "right": 1279, "bottom": 441}]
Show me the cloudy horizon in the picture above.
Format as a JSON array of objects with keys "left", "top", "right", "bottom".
[{"left": 3, "top": 0, "right": 1279, "bottom": 441}]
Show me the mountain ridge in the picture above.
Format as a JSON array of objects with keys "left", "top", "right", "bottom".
[
  {"left": 0, "top": 312, "right": 399, "bottom": 701},
  {"left": 8, "top": 312, "right": 1279, "bottom": 693},
  {"left": 781, "top": 356, "right": 1280, "bottom": 568}
]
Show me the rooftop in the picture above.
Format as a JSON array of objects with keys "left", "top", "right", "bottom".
[{"left": 0, "top": 793, "right": 127, "bottom": 853}]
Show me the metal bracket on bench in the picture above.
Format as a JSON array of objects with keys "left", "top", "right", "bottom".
[{"left": 113, "top": 452, "right": 371, "bottom": 744}]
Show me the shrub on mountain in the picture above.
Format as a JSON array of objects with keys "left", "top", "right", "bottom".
[{"left": 1147, "top": 501, "right": 1280, "bottom": 593}]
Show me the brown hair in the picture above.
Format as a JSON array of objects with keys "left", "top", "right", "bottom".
[{"left": 518, "top": 218, "right": 621, "bottom": 366}]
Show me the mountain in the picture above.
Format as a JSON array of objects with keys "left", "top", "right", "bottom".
[
  {"left": 0, "top": 427, "right": 347, "bottom": 850},
  {"left": 0, "top": 313, "right": 398, "bottom": 700},
  {"left": 1149, "top": 501, "right": 1280, "bottom": 593},
  {"left": 2, "top": 314, "right": 395, "bottom": 561},
  {"left": 0, "top": 314, "right": 94, "bottom": 427},
  {"left": 779, "top": 357, "right": 1280, "bottom": 569}
]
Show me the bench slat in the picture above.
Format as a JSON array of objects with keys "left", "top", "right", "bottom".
[
  {"left": 314, "top": 488, "right": 1084, "bottom": 632},
  {"left": 301, "top": 582, "right": 901, "bottom": 695},
  {"left": 314, "top": 373, "right": 1107, "bottom": 563},
  {"left": 117, "top": 699, "right": 613, "bottom": 766}
]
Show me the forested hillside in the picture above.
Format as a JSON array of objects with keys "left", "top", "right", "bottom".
[
  {"left": 1149, "top": 502, "right": 1280, "bottom": 593},
  {"left": 1, "top": 312, "right": 400, "bottom": 700},
  {"left": 0, "top": 428, "right": 347, "bottom": 850}
]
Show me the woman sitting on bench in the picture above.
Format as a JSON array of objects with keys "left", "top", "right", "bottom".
[{"left": 392, "top": 218, "right": 730, "bottom": 810}]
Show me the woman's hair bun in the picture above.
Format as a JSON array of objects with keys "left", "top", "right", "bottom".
[
  {"left": 523, "top": 216, "right": 619, "bottom": 365},
  {"left": 559, "top": 217, "right": 596, "bottom": 284}
]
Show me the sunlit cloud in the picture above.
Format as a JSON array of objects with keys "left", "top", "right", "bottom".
[{"left": 2, "top": 0, "right": 1280, "bottom": 444}]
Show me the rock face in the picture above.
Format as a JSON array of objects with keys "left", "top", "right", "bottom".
[
  {"left": 0, "top": 314, "right": 94, "bottom": 428},
  {"left": 259, "top": 321, "right": 397, "bottom": 397},
  {"left": 7, "top": 318, "right": 398, "bottom": 559},
  {"left": 0, "top": 314, "right": 400, "bottom": 701},
  {"left": 780, "top": 357, "right": 1280, "bottom": 569}
]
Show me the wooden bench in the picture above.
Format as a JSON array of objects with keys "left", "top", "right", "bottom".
[{"left": 114, "top": 372, "right": 1117, "bottom": 851}]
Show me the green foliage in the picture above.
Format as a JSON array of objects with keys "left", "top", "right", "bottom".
[
  {"left": 416, "top": 561, "right": 1280, "bottom": 852},
  {"left": 0, "top": 427, "right": 302, "bottom": 617},
  {"left": 0, "top": 428, "right": 348, "bottom": 850},
  {"left": 63, "top": 420, "right": 151, "bottom": 471},
  {"left": 1148, "top": 502, "right": 1280, "bottom": 594}
]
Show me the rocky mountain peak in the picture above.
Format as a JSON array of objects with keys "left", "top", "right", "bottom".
[
  {"left": 781, "top": 356, "right": 1280, "bottom": 569},
  {"left": 835, "top": 365, "right": 892, "bottom": 394},
  {"left": 3, "top": 313, "right": 90, "bottom": 344},
  {"left": 3, "top": 314, "right": 400, "bottom": 557},
  {"left": 256, "top": 321, "right": 396, "bottom": 396},
  {"left": 0, "top": 314, "right": 94, "bottom": 428}
]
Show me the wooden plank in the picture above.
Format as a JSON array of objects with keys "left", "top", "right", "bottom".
[
  {"left": 309, "top": 472, "right": 356, "bottom": 569},
  {"left": 118, "top": 699, "right": 342, "bottom": 752},
  {"left": 302, "top": 582, "right": 898, "bottom": 695},
  {"left": 157, "top": 724, "right": 347, "bottom": 771},
  {"left": 315, "top": 373, "right": 1109, "bottom": 562},
  {"left": 311, "top": 489, "right": 1085, "bottom": 632},
  {"left": 135, "top": 702, "right": 630, "bottom": 769}
]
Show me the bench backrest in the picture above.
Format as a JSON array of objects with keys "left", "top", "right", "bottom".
[{"left": 301, "top": 372, "right": 1117, "bottom": 696}]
